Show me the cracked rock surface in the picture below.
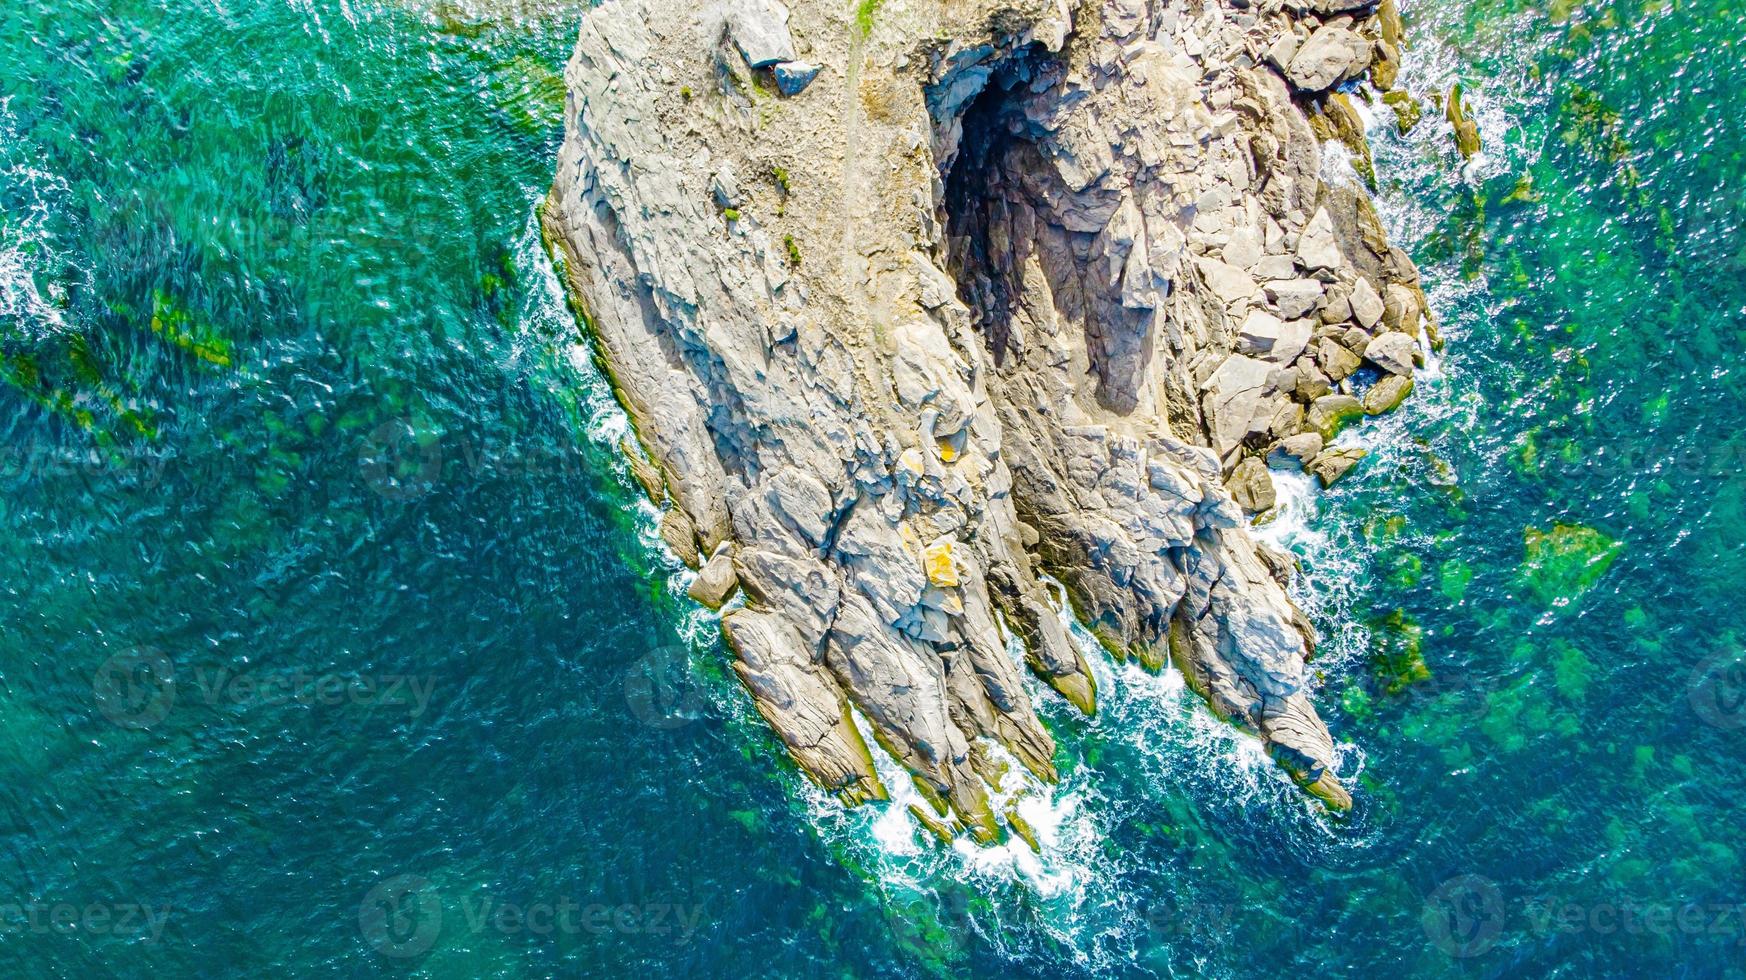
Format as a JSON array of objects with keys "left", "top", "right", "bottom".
[{"left": 544, "top": 0, "right": 1437, "bottom": 838}]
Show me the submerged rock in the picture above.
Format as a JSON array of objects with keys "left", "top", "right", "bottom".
[
  {"left": 1369, "top": 608, "right": 1430, "bottom": 695},
  {"left": 1519, "top": 523, "right": 1624, "bottom": 609},
  {"left": 545, "top": 0, "right": 1436, "bottom": 833}
]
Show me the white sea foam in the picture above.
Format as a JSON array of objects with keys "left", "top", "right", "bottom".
[{"left": 0, "top": 97, "right": 74, "bottom": 341}]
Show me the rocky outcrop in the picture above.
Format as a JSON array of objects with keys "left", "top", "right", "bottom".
[{"left": 544, "top": 0, "right": 1436, "bottom": 840}]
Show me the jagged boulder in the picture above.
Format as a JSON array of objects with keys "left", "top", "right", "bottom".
[
  {"left": 727, "top": 0, "right": 796, "bottom": 67},
  {"left": 1229, "top": 456, "right": 1278, "bottom": 514},
  {"left": 1366, "top": 331, "right": 1419, "bottom": 376},
  {"left": 1286, "top": 26, "right": 1371, "bottom": 93},
  {"left": 689, "top": 551, "right": 741, "bottom": 608},
  {"left": 1364, "top": 374, "right": 1415, "bottom": 415},
  {"left": 1307, "top": 447, "right": 1368, "bottom": 486},
  {"left": 1270, "top": 432, "right": 1325, "bottom": 468},
  {"left": 772, "top": 60, "right": 819, "bottom": 96}
]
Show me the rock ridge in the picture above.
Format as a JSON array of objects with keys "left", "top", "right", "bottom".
[{"left": 544, "top": 0, "right": 1437, "bottom": 841}]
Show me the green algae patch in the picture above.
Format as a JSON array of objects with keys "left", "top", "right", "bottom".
[
  {"left": 1369, "top": 608, "right": 1431, "bottom": 695},
  {"left": 1502, "top": 173, "right": 1542, "bottom": 204},
  {"left": 490, "top": 53, "right": 567, "bottom": 136},
  {"left": 150, "top": 289, "right": 234, "bottom": 367},
  {"left": 1550, "top": 638, "right": 1595, "bottom": 702},
  {"left": 853, "top": 0, "right": 888, "bottom": 36},
  {"left": 1340, "top": 683, "right": 1375, "bottom": 724},
  {"left": 1478, "top": 674, "right": 1582, "bottom": 752},
  {"left": 1562, "top": 83, "right": 1639, "bottom": 188},
  {"left": 1384, "top": 551, "right": 1423, "bottom": 589},
  {"left": 1439, "top": 557, "right": 1474, "bottom": 601},
  {"left": 882, "top": 886, "right": 982, "bottom": 977},
  {"left": 2, "top": 339, "right": 157, "bottom": 444},
  {"left": 1363, "top": 511, "right": 1408, "bottom": 546},
  {"left": 1519, "top": 522, "right": 1623, "bottom": 608}
]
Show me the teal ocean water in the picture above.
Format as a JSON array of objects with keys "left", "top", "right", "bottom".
[{"left": 3, "top": 0, "right": 1744, "bottom": 975}]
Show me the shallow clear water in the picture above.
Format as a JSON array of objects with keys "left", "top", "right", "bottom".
[{"left": 2, "top": 0, "right": 1743, "bottom": 975}]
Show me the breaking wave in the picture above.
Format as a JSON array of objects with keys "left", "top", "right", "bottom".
[{"left": 0, "top": 97, "right": 75, "bottom": 340}]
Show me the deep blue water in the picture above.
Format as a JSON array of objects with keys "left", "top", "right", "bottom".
[{"left": 1, "top": 0, "right": 1744, "bottom": 976}]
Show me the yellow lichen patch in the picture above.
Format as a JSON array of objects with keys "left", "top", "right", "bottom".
[
  {"left": 897, "top": 521, "right": 922, "bottom": 555},
  {"left": 923, "top": 538, "right": 959, "bottom": 588},
  {"left": 897, "top": 447, "right": 927, "bottom": 478},
  {"left": 927, "top": 588, "right": 964, "bottom": 616},
  {"left": 936, "top": 428, "right": 967, "bottom": 463}
]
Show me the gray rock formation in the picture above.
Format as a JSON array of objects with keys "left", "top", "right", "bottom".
[
  {"left": 689, "top": 551, "right": 741, "bottom": 608},
  {"left": 544, "top": 0, "right": 1436, "bottom": 840}
]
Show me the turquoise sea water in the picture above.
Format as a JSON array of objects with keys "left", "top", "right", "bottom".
[{"left": 2, "top": 0, "right": 1744, "bottom": 975}]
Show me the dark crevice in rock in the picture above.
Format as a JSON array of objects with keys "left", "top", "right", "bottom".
[
  {"left": 938, "top": 45, "right": 1054, "bottom": 366},
  {"left": 934, "top": 44, "right": 1155, "bottom": 417}
]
